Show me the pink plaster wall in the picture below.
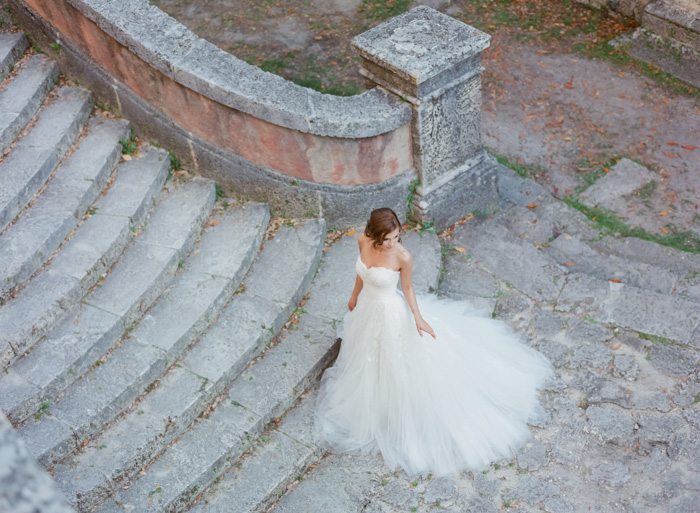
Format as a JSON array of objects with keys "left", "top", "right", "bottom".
[{"left": 25, "top": 0, "right": 412, "bottom": 186}]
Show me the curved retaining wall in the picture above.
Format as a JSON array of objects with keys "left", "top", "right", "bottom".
[{"left": 7, "top": 0, "right": 415, "bottom": 226}]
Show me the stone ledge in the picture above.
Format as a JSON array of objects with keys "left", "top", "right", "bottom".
[{"left": 58, "top": 0, "right": 411, "bottom": 139}]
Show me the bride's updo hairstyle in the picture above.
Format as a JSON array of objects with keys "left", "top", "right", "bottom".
[{"left": 365, "top": 207, "right": 402, "bottom": 248}]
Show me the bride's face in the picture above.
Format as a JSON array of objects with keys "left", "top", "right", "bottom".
[{"left": 382, "top": 228, "right": 400, "bottom": 250}]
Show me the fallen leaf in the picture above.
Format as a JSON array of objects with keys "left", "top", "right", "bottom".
[
  {"left": 683, "top": 145, "right": 697, "bottom": 150},
  {"left": 661, "top": 227, "right": 669, "bottom": 233},
  {"left": 454, "top": 247, "right": 468, "bottom": 252},
  {"left": 564, "top": 78, "right": 574, "bottom": 89},
  {"left": 612, "top": 344, "right": 621, "bottom": 350},
  {"left": 526, "top": 202, "right": 539, "bottom": 209},
  {"left": 563, "top": 262, "right": 575, "bottom": 266},
  {"left": 210, "top": 219, "right": 221, "bottom": 227},
  {"left": 122, "top": 154, "right": 132, "bottom": 161},
  {"left": 345, "top": 230, "right": 356, "bottom": 236},
  {"left": 659, "top": 211, "right": 668, "bottom": 216},
  {"left": 609, "top": 278, "right": 622, "bottom": 283},
  {"left": 667, "top": 142, "right": 678, "bottom": 146},
  {"left": 582, "top": 80, "right": 588, "bottom": 86}
]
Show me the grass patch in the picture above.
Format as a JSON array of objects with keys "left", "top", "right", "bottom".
[
  {"left": 358, "top": 0, "right": 410, "bottom": 21},
  {"left": 573, "top": 41, "right": 699, "bottom": 100},
  {"left": 639, "top": 332, "right": 672, "bottom": 345},
  {"left": 489, "top": 150, "right": 547, "bottom": 179},
  {"left": 634, "top": 180, "right": 658, "bottom": 200},
  {"left": 563, "top": 196, "right": 700, "bottom": 254},
  {"left": 119, "top": 130, "right": 138, "bottom": 156}
]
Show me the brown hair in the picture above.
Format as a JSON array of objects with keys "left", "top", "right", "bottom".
[{"left": 364, "top": 207, "right": 402, "bottom": 248}]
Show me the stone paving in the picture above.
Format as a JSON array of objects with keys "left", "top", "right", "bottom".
[{"left": 244, "top": 164, "right": 700, "bottom": 513}]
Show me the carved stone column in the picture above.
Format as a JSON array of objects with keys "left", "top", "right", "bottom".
[{"left": 352, "top": 5, "right": 498, "bottom": 229}]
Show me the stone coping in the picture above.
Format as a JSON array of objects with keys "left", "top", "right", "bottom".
[
  {"left": 61, "top": 0, "right": 411, "bottom": 139},
  {"left": 352, "top": 5, "right": 490, "bottom": 86}
]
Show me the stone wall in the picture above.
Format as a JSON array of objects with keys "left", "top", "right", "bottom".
[{"left": 3, "top": 0, "right": 415, "bottom": 227}]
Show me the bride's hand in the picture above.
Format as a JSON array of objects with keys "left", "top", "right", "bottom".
[
  {"left": 348, "top": 296, "right": 357, "bottom": 311},
  {"left": 416, "top": 317, "right": 436, "bottom": 339}
]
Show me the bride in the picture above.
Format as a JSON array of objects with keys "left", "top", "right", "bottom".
[{"left": 314, "top": 207, "right": 554, "bottom": 476}]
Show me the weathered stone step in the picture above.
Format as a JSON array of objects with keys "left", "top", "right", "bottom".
[
  {"left": 588, "top": 236, "right": 700, "bottom": 302},
  {"left": 0, "top": 147, "right": 169, "bottom": 370},
  {"left": 0, "top": 179, "right": 215, "bottom": 429},
  {"left": 52, "top": 221, "right": 325, "bottom": 512},
  {"left": 15, "top": 204, "right": 269, "bottom": 468},
  {"left": 449, "top": 216, "right": 567, "bottom": 303},
  {"left": 188, "top": 231, "right": 441, "bottom": 513},
  {"left": 187, "top": 386, "right": 322, "bottom": 513},
  {"left": 252, "top": 389, "right": 385, "bottom": 513},
  {"left": 0, "top": 31, "right": 28, "bottom": 79},
  {"left": 0, "top": 117, "right": 130, "bottom": 299},
  {"left": 0, "top": 53, "right": 59, "bottom": 156},
  {"left": 543, "top": 234, "right": 678, "bottom": 297},
  {"left": 0, "top": 85, "right": 92, "bottom": 231},
  {"left": 495, "top": 164, "right": 600, "bottom": 241},
  {"left": 97, "top": 312, "right": 336, "bottom": 513},
  {"left": 555, "top": 273, "right": 700, "bottom": 346}
]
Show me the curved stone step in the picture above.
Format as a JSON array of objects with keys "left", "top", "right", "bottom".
[
  {"left": 0, "top": 147, "right": 169, "bottom": 370},
  {"left": 94, "top": 229, "right": 375, "bottom": 513},
  {"left": 14, "top": 204, "right": 269, "bottom": 466},
  {"left": 0, "top": 31, "right": 28, "bottom": 80},
  {"left": 0, "top": 117, "right": 130, "bottom": 299},
  {"left": 187, "top": 231, "right": 440, "bottom": 513},
  {"left": 0, "top": 85, "right": 93, "bottom": 231},
  {"left": 0, "top": 179, "right": 215, "bottom": 428},
  {"left": 0, "top": 53, "right": 59, "bottom": 155},
  {"left": 52, "top": 221, "right": 325, "bottom": 513},
  {"left": 187, "top": 385, "right": 322, "bottom": 513}
]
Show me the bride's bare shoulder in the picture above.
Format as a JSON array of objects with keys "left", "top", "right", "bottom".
[
  {"left": 396, "top": 244, "right": 413, "bottom": 266},
  {"left": 357, "top": 231, "right": 368, "bottom": 248}
]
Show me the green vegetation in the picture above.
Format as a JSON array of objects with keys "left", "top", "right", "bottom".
[
  {"left": 406, "top": 178, "right": 420, "bottom": 215},
  {"left": 358, "top": 0, "right": 410, "bottom": 22},
  {"left": 573, "top": 41, "right": 699, "bottom": 101},
  {"left": 639, "top": 332, "right": 671, "bottom": 345},
  {"left": 119, "top": 130, "right": 138, "bottom": 156},
  {"left": 34, "top": 401, "right": 51, "bottom": 419},
  {"left": 488, "top": 151, "right": 547, "bottom": 179},
  {"left": 561, "top": 196, "right": 700, "bottom": 254}
]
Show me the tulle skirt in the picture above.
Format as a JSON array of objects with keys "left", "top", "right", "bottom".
[{"left": 314, "top": 290, "right": 554, "bottom": 476}]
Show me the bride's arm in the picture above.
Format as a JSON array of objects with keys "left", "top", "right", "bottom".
[
  {"left": 348, "top": 274, "right": 363, "bottom": 311},
  {"left": 399, "top": 252, "right": 436, "bottom": 339}
]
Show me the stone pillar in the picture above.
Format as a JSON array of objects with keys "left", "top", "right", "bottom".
[{"left": 352, "top": 5, "right": 498, "bottom": 229}]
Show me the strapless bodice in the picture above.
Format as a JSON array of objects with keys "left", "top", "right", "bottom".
[{"left": 356, "top": 256, "right": 400, "bottom": 299}]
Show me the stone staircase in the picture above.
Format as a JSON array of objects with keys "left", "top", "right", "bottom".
[{"left": 2, "top": 30, "right": 699, "bottom": 513}]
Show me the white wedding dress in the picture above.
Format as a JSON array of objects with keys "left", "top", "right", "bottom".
[{"left": 314, "top": 256, "right": 554, "bottom": 476}]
